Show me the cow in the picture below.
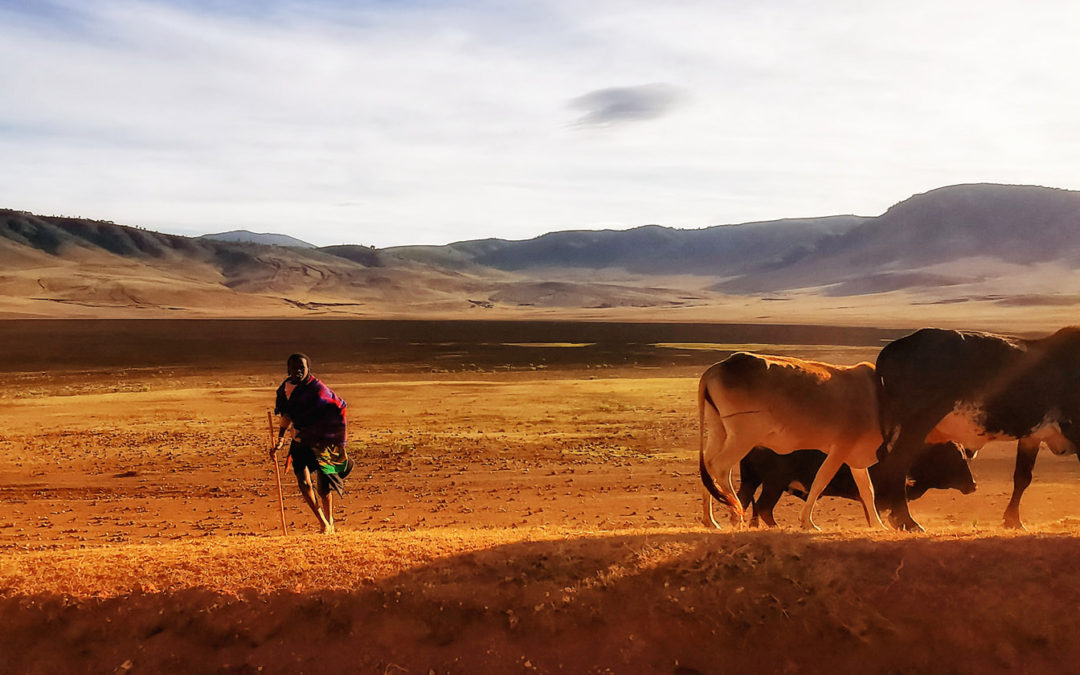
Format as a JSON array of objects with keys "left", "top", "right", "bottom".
[
  {"left": 698, "top": 352, "right": 887, "bottom": 531},
  {"left": 873, "top": 326, "right": 1080, "bottom": 531},
  {"left": 736, "top": 442, "right": 976, "bottom": 527}
]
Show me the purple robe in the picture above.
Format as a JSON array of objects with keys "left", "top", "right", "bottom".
[{"left": 274, "top": 376, "right": 347, "bottom": 447}]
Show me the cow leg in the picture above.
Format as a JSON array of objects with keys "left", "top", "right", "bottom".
[
  {"left": 736, "top": 461, "right": 760, "bottom": 517},
  {"left": 747, "top": 494, "right": 764, "bottom": 527},
  {"left": 874, "top": 423, "right": 939, "bottom": 532},
  {"left": 702, "top": 485, "right": 720, "bottom": 530},
  {"left": 799, "top": 451, "right": 845, "bottom": 531},
  {"left": 1003, "top": 438, "right": 1039, "bottom": 530},
  {"left": 700, "top": 472, "right": 740, "bottom": 529},
  {"left": 699, "top": 409, "right": 746, "bottom": 529},
  {"left": 748, "top": 504, "right": 761, "bottom": 528},
  {"left": 701, "top": 462, "right": 744, "bottom": 530},
  {"left": 754, "top": 486, "right": 783, "bottom": 528},
  {"left": 850, "top": 467, "right": 886, "bottom": 529}
]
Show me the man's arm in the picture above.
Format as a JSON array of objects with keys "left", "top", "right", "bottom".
[{"left": 270, "top": 413, "right": 293, "bottom": 458}]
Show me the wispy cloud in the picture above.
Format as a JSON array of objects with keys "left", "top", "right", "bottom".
[
  {"left": 569, "top": 84, "right": 682, "bottom": 127},
  {"left": 1, "top": 1, "right": 1080, "bottom": 246}
]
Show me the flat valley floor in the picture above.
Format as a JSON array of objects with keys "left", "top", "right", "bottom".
[{"left": 3, "top": 320, "right": 1080, "bottom": 674}]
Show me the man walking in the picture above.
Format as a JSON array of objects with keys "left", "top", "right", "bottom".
[{"left": 270, "top": 353, "right": 351, "bottom": 534}]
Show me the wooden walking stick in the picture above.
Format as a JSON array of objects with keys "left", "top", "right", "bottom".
[{"left": 269, "top": 411, "right": 288, "bottom": 535}]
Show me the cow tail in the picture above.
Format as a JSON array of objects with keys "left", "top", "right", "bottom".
[{"left": 699, "top": 380, "right": 736, "bottom": 511}]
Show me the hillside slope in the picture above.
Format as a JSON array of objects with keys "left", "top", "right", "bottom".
[
  {"left": 0, "top": 210, "right": 503, "bottom": 316},
  {"left": 4, "top": 183, "right": 1080, "bottom": 323},
  {"left": 388, "top": 216, "right": 870, "bottom": 276},
  {"left": 716, "top": 184, "right": 1080, "bottom": 298},
  {"left": 198, "top": 230, "right": 317, "bottom": 248}
]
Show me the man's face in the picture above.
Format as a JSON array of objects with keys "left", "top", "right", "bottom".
[{"left": 287, "top": 358, "right": 309, "bottom": 384}]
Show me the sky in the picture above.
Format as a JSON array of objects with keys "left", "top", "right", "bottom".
[{"left": 2, "top": 0, "right": 1079, "bottom": 247}]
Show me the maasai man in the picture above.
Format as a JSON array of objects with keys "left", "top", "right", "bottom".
[{"left": 270, "top": 353, "right": 351, "bottom": 534}]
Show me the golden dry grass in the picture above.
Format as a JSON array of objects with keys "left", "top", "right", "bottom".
[
  {"left": 5, "top": 522, "right": 1080, "bottom": 596},
  {"left": 0, "top": 528, "right": 591, "bottom": 598},
  {"left": 6, "top": 525, "right": 1080, "bottom": 673}
]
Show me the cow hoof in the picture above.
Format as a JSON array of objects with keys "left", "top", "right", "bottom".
[
  {"left": 1003, "top": 518, "right": 1026, "bottom": 531},
  {"left": 888, "top": 514, "right": 924, "bottom": 532},
  {"left": 800, "top": 520, "right": 821, "bottom": 532}
]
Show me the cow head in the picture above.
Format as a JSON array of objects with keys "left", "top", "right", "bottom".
[
  {"left": 1061, "top": 418, "right": 1080, "bottom": 457},
  {"left": 1051, "top": 326, "right": 1080, "bottom": 452},
  {"left": 906, "top": 441, "right": 976, "bottom": 499},
  {"left": 1062, "top": 378, "right": 1080, "bottom": 454}
]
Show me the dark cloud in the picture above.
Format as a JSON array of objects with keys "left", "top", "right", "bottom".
[{"left": 568, "top": 83, "right": 682, "bottom": 127}]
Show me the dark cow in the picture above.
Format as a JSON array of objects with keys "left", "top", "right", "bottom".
[
  {"left": 874, "top": 326, "right": 1080, "bottom": 531},
  {"left": 737, "top": 442, "right": 976, "bottom": 527}
]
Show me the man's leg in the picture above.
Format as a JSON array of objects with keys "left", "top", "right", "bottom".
[
  {"left": 315, "top": 471, "right": 335, "bottom": 534},
  {"left": 297, "top": 465, "right": 331, "bottom": 532},
  {"left": 320, "top": 490, "right": 335, "bottom": 534}
]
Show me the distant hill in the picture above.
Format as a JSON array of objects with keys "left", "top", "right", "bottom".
[
  {"left": 0, "top": 210, "right": 496, "bottom": 317},
  {"left": 387, "top": 216, "right": 870, "bottom": 277},
  {"left": 3, "top": 183, "right": 1080, "bottom": 325},
  {"left": 382, "top": 184, "right": 1080, "bottom": 285},
  {"left": 198, "top": 230, "right": 316, "bottom": 248},
  {"left": 714, "top": 183, "right": 1080, "bottom": 295}
]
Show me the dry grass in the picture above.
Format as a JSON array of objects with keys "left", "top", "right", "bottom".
[
  {"left": 1, "top": 528, "right": 574, "bottom": 598},
  {"left": 7, "top": 524, "right": 1080, "bottom": 600},
  {"left": 7, "top": 525, "right": 1080, "bottom": 674},
  {"left": 4, "top": 323, "right": 1080, "bottom": 672}
]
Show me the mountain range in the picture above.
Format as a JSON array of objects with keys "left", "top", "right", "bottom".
[
  {"left": 3, "top": 183, "right": 1079, "bottom": 328},
  {"left": 197, "top": 230, "right": 316, "bottom": 249}
]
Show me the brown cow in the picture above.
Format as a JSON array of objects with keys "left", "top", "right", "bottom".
[{"left": 699, "top": 352, "right": 886, "bottom": 530}]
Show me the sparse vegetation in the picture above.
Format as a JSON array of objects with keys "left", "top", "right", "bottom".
[{"left": 2, "top": 319, "right": 1080, "bottom": 672}]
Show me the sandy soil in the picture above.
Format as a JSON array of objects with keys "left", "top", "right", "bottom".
[
  {"left": 3, "top": 260, "right": 1079, "bottom": 333},
  {"left": 3, "top": 320, "right": 1080, "bottom": 673}
]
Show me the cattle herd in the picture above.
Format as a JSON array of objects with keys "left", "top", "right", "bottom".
[{"left": 698, "top": 326, "right": 1080, "bottom": 532}]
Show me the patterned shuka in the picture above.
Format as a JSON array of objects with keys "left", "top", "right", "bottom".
[{"left": 275, "top": 375, "right": 349, "bottom": 491}]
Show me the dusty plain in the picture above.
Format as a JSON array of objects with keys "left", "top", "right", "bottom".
[{"left": 3, "top": 320, "right": 1080, "bottom": 674}]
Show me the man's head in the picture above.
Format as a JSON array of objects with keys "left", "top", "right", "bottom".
[{"left": 286, "top": 353, "right": 311, "bottom": 384}]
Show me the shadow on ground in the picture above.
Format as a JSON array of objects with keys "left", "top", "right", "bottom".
[{"left": 3, "top": 530, "right": 1079, "bottom": 673}]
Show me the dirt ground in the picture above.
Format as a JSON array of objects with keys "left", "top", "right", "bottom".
[{"left": 3, "top": 320, "right": 1080, "bottom": 673}]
